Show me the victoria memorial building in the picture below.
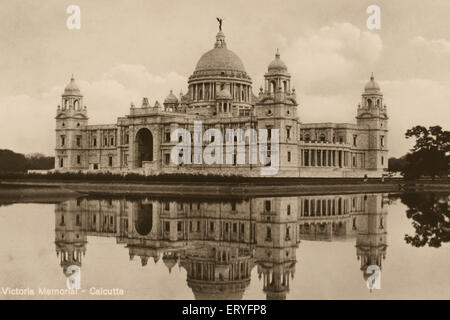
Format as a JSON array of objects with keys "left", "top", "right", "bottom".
[{"left": 54, "top": 27, "right": 389, "bottom": 177}]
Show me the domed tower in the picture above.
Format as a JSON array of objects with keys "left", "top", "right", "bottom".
[
  {"left": 55, "top": 76, "right": 89, "bottom": 171},
  {"left": 255, "top": 52, "right": 299, "bottom": 176},
  {"left": 54, "top": 200, "right": 87, "bottom": 277},
  {"left": 265, "top": 50, "right": 291, "bottom": 97},
  {"left": 187, "top": 26, "right": 253, "bottom": 117},
  {"left": 163, "top": 90, "right": 179, "bottom": 111},
  {"left": 355, "top": 193, "right": 388, "bottom": 286},
  {"left": 356, "top": 74, "right": 388, "bottom": 172}
]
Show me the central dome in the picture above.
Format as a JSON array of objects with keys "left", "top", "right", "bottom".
[
  {"left": 194, "top": 31, "right": 246, "bottom": 74},
  {"left": 195, "top": 48, "right": 246, "bottom": 73}
]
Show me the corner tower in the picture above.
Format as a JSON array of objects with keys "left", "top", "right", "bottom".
[
  {"left": 255, "top": 51, "right": 299, "bottom": 176},
  {"left": 356, "top": 74, "right": 388, "bottom": 172},
  {"left": 55, "top": 76, "right": 89, "bottom": 171}
]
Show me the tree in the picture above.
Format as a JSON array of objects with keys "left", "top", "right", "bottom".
[
  {"left": 388, "top": 156, "right": 408, "bottom": 172},
  {"left": 0, "top": 149, "right": 28, "bottom": 172},
  {"left": 0, "top": 149, "right": 54, "bottom": 172},
  {"left": 401, "top": 192, "right": 450, "bottom": 248},
  {"left": 402, "top": 125, "right": 449, "bottom": 179}
]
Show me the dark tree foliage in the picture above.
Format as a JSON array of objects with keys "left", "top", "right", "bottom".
[
  {"left": 0, "top": 149, "right": 54, "bottom": 172},
  {"left": 401, "top": 192, "right": 450, "bottom": 248},
  {"left": 388, "top": 156, "right": 408, "bottom": 172},
  {"left": 402, "top": 125, "right": 449, "bottom": 180}
]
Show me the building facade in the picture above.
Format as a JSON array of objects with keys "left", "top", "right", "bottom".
[{"left": 55, "top": 29, "right": 388, "bottom": 177}]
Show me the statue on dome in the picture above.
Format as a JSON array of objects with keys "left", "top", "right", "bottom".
[{"left": 216, "top": 17, "right": 223, "bottom": 31}]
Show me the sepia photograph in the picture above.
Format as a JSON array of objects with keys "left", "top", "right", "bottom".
[{"left": 0, "top": 0, "right": 449, "bottom": 310}]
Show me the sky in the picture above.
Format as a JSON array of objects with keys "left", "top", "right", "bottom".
[{"left": 0, "top": 0, "right": 449, "bottom": 157}]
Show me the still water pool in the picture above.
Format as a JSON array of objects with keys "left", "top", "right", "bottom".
[{"left": 0, "top": 192, "right": 448, "bottom": 299}]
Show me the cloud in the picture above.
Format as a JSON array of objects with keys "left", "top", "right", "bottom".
[
  {"left": 282, "top": 23, "right": 383, "bottom": 95},
  {"left": 0, "top": 65, "right": 186, "bottom": 155},
  {"left": 381, "top": 78, "right": 450, "bottom": 157},
  {"left": 411, "top": 36, "right": 450, "bottom": 54}
]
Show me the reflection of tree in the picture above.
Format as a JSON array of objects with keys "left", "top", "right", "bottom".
[{"left": 401, "top": 193, "right": 449, "bottom": 248}]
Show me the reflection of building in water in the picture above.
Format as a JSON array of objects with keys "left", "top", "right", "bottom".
[
  {"left": 254, "top": 197, "right": 299, "bottom": 300},
  {"left": 297, "top": 193, "right": 388, "bottom": 283},
  {"left": 54, "top": 193, "right": 387, "bottom": 298},
  {"left": 355, "top": 194, "right": 388, "bottom": 282},
  {"left": 55, "top": 199, "right": 87, "bottom": 275}
]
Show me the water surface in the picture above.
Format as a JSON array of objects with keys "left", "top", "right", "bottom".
[{"left": 0, "top": 191, "right": 448, "bottom": 299}]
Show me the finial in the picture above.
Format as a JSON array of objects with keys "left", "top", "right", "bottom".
[
  {"left": 71, "top": 73, "right": 74, "bottom": 80},
  {"left": 276, "top": 48, "right": 280, "bottom": 58},
  {"left": 370, "top": 72, "right": 374, "bottom": 81}
]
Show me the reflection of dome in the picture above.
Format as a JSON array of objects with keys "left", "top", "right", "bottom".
[
  {"left": 164, "top": 90, "right": 179, "bottom": 104},
  {"left": 268, "top": 51, "right": 287, "bottom": 74},
  {"left": 189, "top": 282, "right": 248, "bottom": 300},
  {"left": 162, "top": 253, "right": 178, "bottom": 273},
  {"left": 364, "top": 73, "right": 380, "bottom": 93},
  {"left": 64, "top": 76, "right": 81, "bottom": 95},
  {"left": 140, "top": 256, "right": 149, "bottom": 266},
  {"left": 216, "top": 88, "right": 232, "bottom": 100},
  {"left": 266, "top": 291, "right": 287, "bottom": 300},
  {"left": 194, "top": 32, "right": 246, "bottom": 74}
]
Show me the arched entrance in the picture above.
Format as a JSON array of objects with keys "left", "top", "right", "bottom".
[{"left": 135, "top": 128, "right": 153, "bottom": 168}]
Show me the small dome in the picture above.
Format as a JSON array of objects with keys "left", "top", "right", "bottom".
[
  {"left": 163, "top": 255, "right": 178, "bottom": 273},
  {"left": 364, "top": 73, "right": 381, "bottom": 92},
  {"left": 216, "top": 88, "right": 232, "bottom": 100},
  {"left": 64, "top": 76, "right": 81, "bottom": 95},
  {"left": 164, "top": 90, "right": 179, "bottom": 104},
  {"left": 268, "top": 50, "right": 288, "bottom": 74}
]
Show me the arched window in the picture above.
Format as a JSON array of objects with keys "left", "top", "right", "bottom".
[
  {"left": 270, "top": 81, "right": 276, "bottom": 93},
  {"left": 305, "top": 134, "right": 311, "bottom": 142},
  {"left": 319, "top": 134, "right": 326, "bottom": 142},
  {"left": 283, "top": 81, "right": 287, "bottom": 92},
  {"left": 367, "top": 98, "right": 372, "bottom": 107}
]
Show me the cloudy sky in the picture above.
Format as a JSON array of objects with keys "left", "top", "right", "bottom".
[{"left": 0, "top": 0, "right": 449, "bottom": 157}]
